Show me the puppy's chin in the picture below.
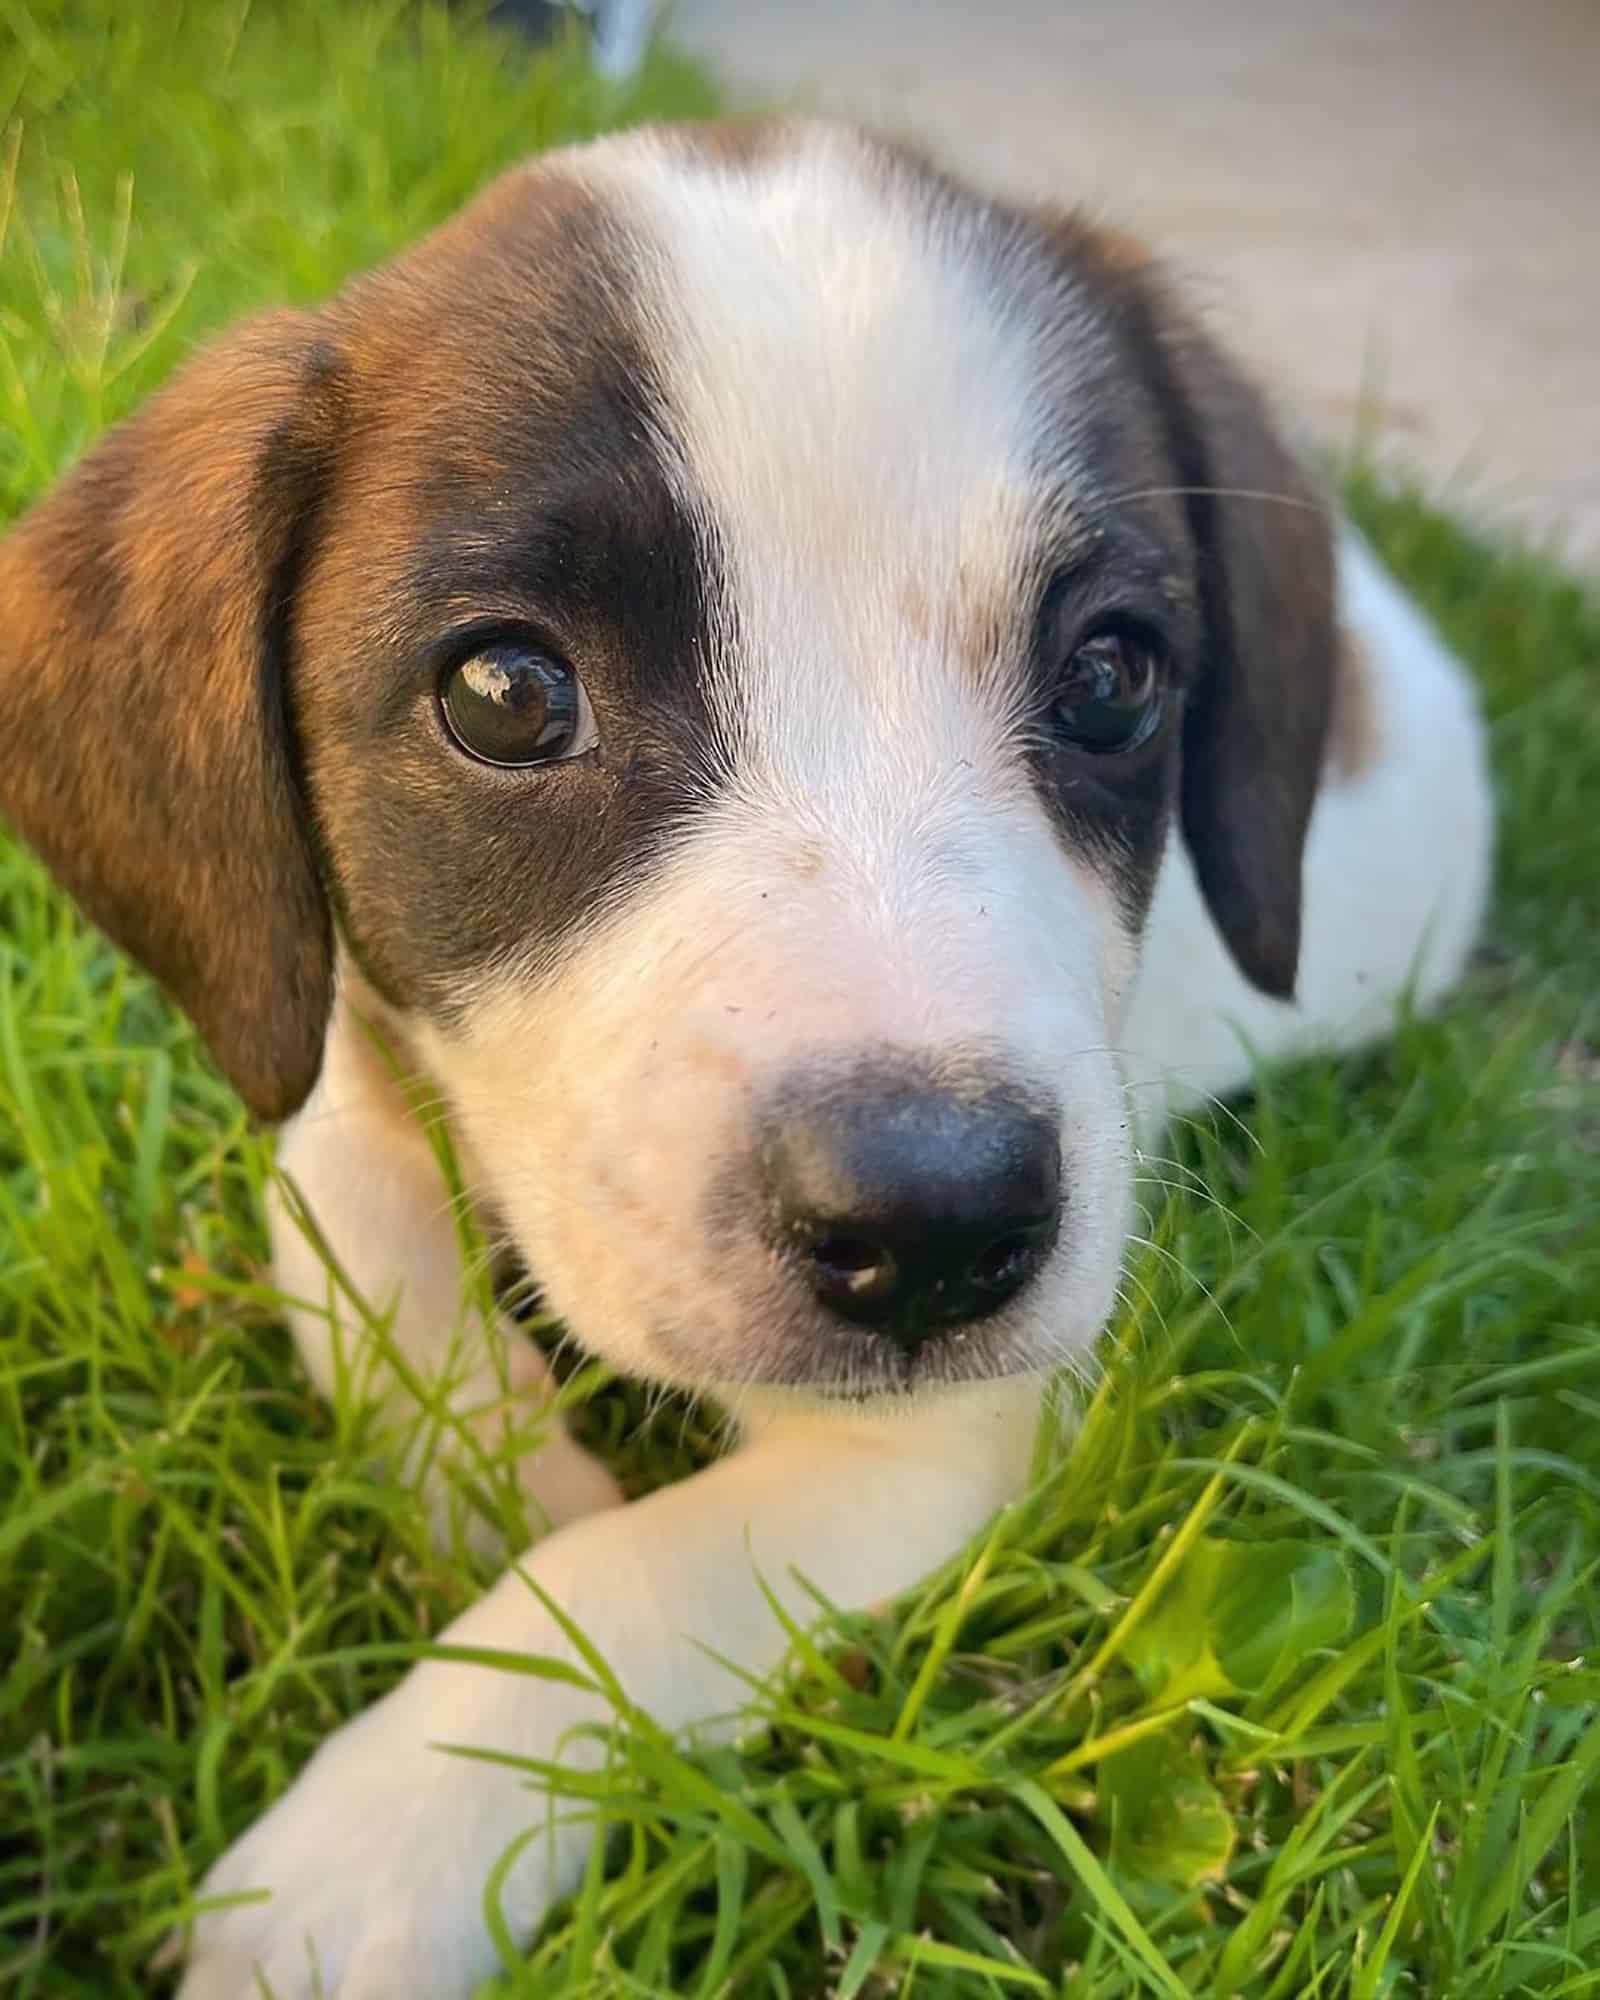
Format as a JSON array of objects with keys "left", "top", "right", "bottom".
[
  {"left": 652, "top": 1325, "right": 1021, "bottom": 1402},
  {"left": 562, "top": 1265, "right": 1108, "bottom": 1406}
]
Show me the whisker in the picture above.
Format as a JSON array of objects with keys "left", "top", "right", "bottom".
[
  {"left": 1113, "top": 1264, "right": 1172, "bottom": 1344},
  {"left": 1130, "top": 1170, "right": 1257, "bottom": 1240},
  {"left": 1080, "top": 483, "right": 1325, "bottom": 524},
  {"left": 1160, "top": 1097, "right": 1266, "bottom": 1158},
  {"left": 1124, "top": 1231, "right": 1238, "bottom": 1350},
  {"left": 422, "top": 1176, "right": 505, "bottom": 1234}
]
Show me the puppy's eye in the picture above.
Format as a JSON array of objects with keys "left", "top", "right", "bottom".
[
  {"left": 1052, "top": 630, "right": 1163, "bottom": 753},
  {"left": 439, "top": 643, "right": 595, "bottom": 768}
]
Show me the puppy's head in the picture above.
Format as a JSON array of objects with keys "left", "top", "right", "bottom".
[{"left": 0, "top": 122, "right": 1334, "bottom": 1398}]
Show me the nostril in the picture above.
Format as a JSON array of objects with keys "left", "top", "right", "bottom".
[
  {"left": 970, "top": 1232, "right": 1037, "bottom": 1292},
  {"left": 803, "top": 1233, "right": 898, "bottom": 1301},
  {"left": 809, "top": 1234, "right": 879, "bottom": 1276}
]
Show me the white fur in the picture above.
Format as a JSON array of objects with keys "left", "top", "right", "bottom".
[
  {"left": 173, "top": 136, "right": 1493, "bottom": 1999},
  {"left": 270, "top": 983, "right": 622, "bottom": 1553}
]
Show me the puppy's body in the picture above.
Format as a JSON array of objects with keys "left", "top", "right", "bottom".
[{"left": 0, "top": 121, "right": 1490, "bottom": 1996}]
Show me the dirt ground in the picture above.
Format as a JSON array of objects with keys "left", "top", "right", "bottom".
[{"left": 669, "top": 0, "right": 1600, "bottom": 565}]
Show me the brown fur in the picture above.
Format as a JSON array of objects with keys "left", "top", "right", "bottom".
[
  {"left": 1328, "top": 626, "right": 1382, "bottom": 780},
  {"left": 659, "top": 116, "right": 785, "bottom": 173},
  {"left": 0, "top": 313, "right": 342, "bottom": 1119}
]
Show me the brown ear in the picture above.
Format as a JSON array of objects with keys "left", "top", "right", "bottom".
[
  {"left": 0, "top": 313, "right": 344, "bottom": 1119},
  {"left": 1059, "top": 222, "right": 1337, "bottom": 998},
  {"left": 1161, "top": 311, "right": 1336, "bottom": 999}
]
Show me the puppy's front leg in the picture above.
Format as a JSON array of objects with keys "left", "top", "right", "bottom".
[
  {"left": 272, "top": 985, "right": 620, "bottom": 1551},
  {"left": 175, "top": 1380, "right": 1041, "bottom": 2000}
]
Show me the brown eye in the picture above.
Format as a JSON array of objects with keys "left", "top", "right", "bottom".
[
  {"left": 1052, "top": 630, "right": 1163, "bottom": 753},
  {"left": 439, "top": 643, "right": 595, "bottom": 768}
]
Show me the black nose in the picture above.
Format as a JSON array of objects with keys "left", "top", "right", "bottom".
[{"left": 759, "top": 1067, "right": 1062, "bottom": 1350}]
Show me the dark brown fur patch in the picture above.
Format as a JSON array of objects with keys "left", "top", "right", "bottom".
[{"left": 289, "top": 165, "right": 718, "bottom": 1019}]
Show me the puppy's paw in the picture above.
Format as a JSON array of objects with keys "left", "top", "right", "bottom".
[{"left": 171, "top": 1672, "right": 562, "bottom": 2000}]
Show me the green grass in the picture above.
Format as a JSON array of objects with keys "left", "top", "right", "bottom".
[{"left": 1, "top": 3, "right": 1597, "bottom": 1995}]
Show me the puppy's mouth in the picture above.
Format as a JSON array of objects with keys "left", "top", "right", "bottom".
[{"left": 650, "top": 1313, "right": 1038, "bottom": 1400}]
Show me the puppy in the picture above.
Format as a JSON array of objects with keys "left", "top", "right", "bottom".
[{"left": 0, "top": 119, "right": 1491, "bottom": 1997}]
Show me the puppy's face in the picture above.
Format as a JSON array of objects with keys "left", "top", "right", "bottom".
[{"left": 0, "top": 122, "right": 1335, "bottom": 1398}]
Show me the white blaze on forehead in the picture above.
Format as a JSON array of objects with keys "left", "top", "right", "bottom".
[
  {"left": 571, "top": 126, "right": 1091, "bottom": 808},
  {"left": 422, "top": 133, "right": 1140, "bottom": 1394}
]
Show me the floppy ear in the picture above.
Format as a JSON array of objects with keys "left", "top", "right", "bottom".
[
  {"left": 1053, "top": 218, "right": 1338, "bottom": 997},
  {"left": 0, "top": 313, "right": 345, "bottom": 1119},
  {"left": 1156, "top": 306, "right": 1336, "bottom": 999}
]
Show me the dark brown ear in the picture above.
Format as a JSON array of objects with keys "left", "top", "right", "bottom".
[
  {"left": 0, "top": 313, "right": 345, "bottom": 1119},
  {"left": 1160, "top": 309, "right": 1336, "bottom": 999},
  {"left": 1058, "top": 222, "right": 1338, "bottom": 998}
]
